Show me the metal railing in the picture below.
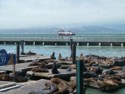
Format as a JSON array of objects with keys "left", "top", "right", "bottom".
[{"left": 0, "top": 36, "right": 125, "bottom": 42}]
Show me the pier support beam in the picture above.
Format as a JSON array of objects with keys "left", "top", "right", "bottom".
[
  {"left": 42, "top": 42, "right": 44, "bottom": 45},
  {"left": 110, "top": 43, "right": 113, "bottom": 46},
  {"left": 4, "top": 42, "right": 6, "bottom": 45},
  {"left": 24, "top": 42, "right": 26, "bottom": 45},
  {"left": 21, "top": 40, "right": 24, "bottom": 54},
  {"left": 98, "top": 43, "right": 101, "bottom": 46},
  {"left": 77, "top": 42, "right": 79, "bottom": 46},
  {"left": 16, "top": 42, "right": 20, "bottom": 63},
  {"left": 55, "top": 43, "right": 57, "bottom": 46},
  {"left": 72, "top": 43, "right": 76, "bottom": 64},
  {"left": 14, "top": 42, "right": 16, "bottom": 45},
  {"left": 70, "top": 39, "right": 73, "bottom": 58},
  {"left": 66, "top": 43, "right": 68, "bottom": 46},
  {"left": 87, "top": 43, "right": 89, "bottom": 46},
  {"left": 33, "top": 42, "right": 35, "bottom": 45},
  {"left": 121, "top": 43, "right": 123, "bottom": 47}
]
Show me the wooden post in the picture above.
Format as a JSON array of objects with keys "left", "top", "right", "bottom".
[
  {"left": 13, "top": 62, "right": 16, "bottom": 82},
  {"left": 21, "top": 40, "right": 24, "bottom": 54},
  {"left": 16, "top": 42, "right": 20, "bottom": 63},
  {"left": 72, "top": 43, "right": 76, "bottom": 64},
  {"left": 70, "top": 39, "right": 73, "bottom": 58},
  {"left": 10, "top": 54, "right": 16, "bottom": 82},
  {"left": 76, "top": 60, "right": 84, "bottom": 94}
]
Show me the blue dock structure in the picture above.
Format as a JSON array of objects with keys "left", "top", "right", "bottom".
[{"left": 0, "top": 34, "right": 125, "bottom": 46}]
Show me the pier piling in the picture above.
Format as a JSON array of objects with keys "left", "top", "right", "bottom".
[
  {"left": 110, "top": 43, "right": 113, "bottom": 46},
  {"left": 99, "top": 43, "right": 101, "bottom": 46},
  {"left": 121, "top": 43, "right": 123, "bottom": 47},
  {"left": 21, "top": 40, "right": 24, "bottom": 54},
  {"left": 76, "top": 60, "right": 84, "bottom": 94},
  {"left": 16, "top": 42, "right": 20, "bottom": 63},
  {"left": 72, "top": 43, "right": 76, "bottom": 64},
  {"left": 70, "top": 39, "right": 73, "bottom": 58},
  {"left": 87, "top": 43, "right": 89, "bottom": 46}
]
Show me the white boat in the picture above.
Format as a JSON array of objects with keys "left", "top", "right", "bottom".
[{"left": 58, "top": 29, "right": 75, "bottom": 36}]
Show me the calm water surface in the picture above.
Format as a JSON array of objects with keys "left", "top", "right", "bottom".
[{"left": 1, "top": 45, "right": 125, "bottom": 58}]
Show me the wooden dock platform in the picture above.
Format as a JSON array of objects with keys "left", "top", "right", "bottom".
[
  {"left": 0, "top": 62, "right": 37, "bottom": 72},
  {"left": 1, "top": 79, "right": 49, "bottom": 94},
  {"left": 19, "top": 55, "right": 50, "bottom": 62},
  {"left": 27, "top": 69, "right": 76, "bottom": 79}
]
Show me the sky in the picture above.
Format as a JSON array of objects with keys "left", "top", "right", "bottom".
[{"left": 0, "top": 0, "right": 125, "bottom": 29}]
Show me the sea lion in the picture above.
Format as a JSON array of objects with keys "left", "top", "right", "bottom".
[
  {"left": 51, "top": 62, "right": 59, "bottom": 74},
  {"left": 0, "top": 73, "right": 12, "bottom": 81},
  {"left": 50, "top": 52, "right": 56, "bottom": 59},
  {"left": 110, "top": 66, "right": 122, "bottom": 70},
  {"left": 44, "top": 77, "right": 76, "bottom": 94},
  {"left": 31, "top": 67, "right": 48, "bottom": 72},
  {"left": 79, "top": 53, "right": 84, "bottom": 60}
]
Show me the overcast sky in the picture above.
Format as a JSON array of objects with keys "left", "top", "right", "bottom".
[{"left": 0, "top": 0, "right": 125, "bottom": 29}]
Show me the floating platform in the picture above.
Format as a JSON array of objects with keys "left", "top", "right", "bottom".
[
  {"left": 1, "top": 79, "right": 49, "bottom": 94},
  {"left": 19, "top": 55, "right": 50, "bottom": 62},
  {"left": 27, "top": 69, "right": 76, "bottom": 79},
  {"left": 0, "top": 81, "right": 21, "bottom": 92},
  {"left": 0, "top": 62, "right": 37, "bottom": 72}
]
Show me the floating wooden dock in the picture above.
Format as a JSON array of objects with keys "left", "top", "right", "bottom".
[
  {"left": 1, "top": 79, "right": 49, "bottom": 94},
  {"left": 0, "top": 55, "right": 50, "bottom": 72},
  {"left": 19, "top": 55, "right": 50, "bottom": 62},
  {"left": 27, "top": 69, "right": 76, "bottom": 79},
  {"left": 0, "top": 62, "right": 37, "bottom": 72}
]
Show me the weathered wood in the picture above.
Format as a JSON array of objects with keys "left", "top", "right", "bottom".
[
  {"left": 0, "top": 62, "right": 37, "bottom": 72},
  {"left": 16, "top": 42, "right": 20, "bottom": 63},
  {"left": 27, "top": 69, "right": 76, "bottom": 79},
  {"left": 19, "top": 55, "right": 50, "bottom": 62}
]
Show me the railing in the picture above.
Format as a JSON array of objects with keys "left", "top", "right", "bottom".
[{"left": 0, "top": 36, "right": 125, "bottom": 42}]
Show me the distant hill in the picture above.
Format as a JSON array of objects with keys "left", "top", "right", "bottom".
[{"left": 0, "top": 25, "right": 125, "bottom": 34}]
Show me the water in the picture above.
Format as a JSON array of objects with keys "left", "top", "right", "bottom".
[
  {"left": 1, "top": 45, "right": 125, "bottom": 94},
  {"left": 1, "top": 45, "right": 125, "bottom": 58}
]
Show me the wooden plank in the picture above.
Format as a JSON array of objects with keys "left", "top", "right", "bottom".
[
  {"left": 0, "top": 62, "right": 37, "bottom": 72},
  {"left": 27, "top": 69, "right": 76, "bottom": 79},
  {"left": 19, "top": 55, "right": 50, "bottom": 62}
]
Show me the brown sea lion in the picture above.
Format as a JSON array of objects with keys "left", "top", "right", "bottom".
[
  {"left": 52, "top": 62, "right": 59, "bottom": 74},
  {"left": 31, "top": 67, "right": 48, "bottom": 72},
  {"left": 110, "top": 66, "right": 122, "bottom": 70},
  {"left": 79, "top": 53, "right": 84, "bottom": 60},
  {"left": 44, "top": 77, "right": 76, "bottom": 94},
  {"left": 50, "top": 52, "right": 56, "bottom": 59},
  {"left": 58, "top": 53, "right": 65, "bottom": 61},
  {"left": 0, "top": 73, "right": 12, "bottom": 81}
]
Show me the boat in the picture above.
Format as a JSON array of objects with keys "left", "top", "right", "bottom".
[{"left": 58, "top": 29, "right": 75, "bottom": 36}]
